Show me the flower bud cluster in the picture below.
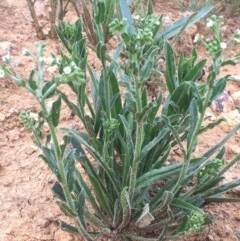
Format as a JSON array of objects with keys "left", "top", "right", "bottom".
[
  {"left": 57, "top": 62, "right": 86, "bottom": 86},
  {"left": 103, "top": 118, "right": 119, "bottom": 135},
  {"left": 20, "top": 111, "right": 39, "bottom": 129},
  {"left": 199, "top": 158, "right": 224, "bottom": 177},
  {"left": 134, "top": 14, "right": 161, "bottom": 45},
  {"left": 205, "top": 38, "right": 226, "bottom": 58},
  {"left": 206, "top": 15, "right": 224, "bottom": 30},
  {"left": 188, "top": 212, "right": 206, "bottom": 232},
  {"left": 63, "top": 22, "right": 76, "bottom": 39},
  {"left": 109, "top": 18, "right": 128, "bottom": 35}
]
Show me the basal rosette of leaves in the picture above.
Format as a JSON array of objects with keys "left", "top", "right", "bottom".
[{"left": 1, "top": 1, "right": 240, "bottom": 240}]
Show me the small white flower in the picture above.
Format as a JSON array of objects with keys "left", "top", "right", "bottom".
[
  {"left": 29, "top": 112, "right": 39, "bottom": 122},
  {"left": 2, "top": 54, "right": 11, "bottom": 63},
  {"left": 70, "top": 61, "right": 77, "bottom": 69},
  {"left": 63, "top": 66, "right": 72, "bottom": 75},
  {"left": 22, "top": 48, "right": 30, "bottom": 56},
  {"left": 39, "top": 57, "right": 45, "bottom": 63},
  {"left": 133, "top": 15, "right": 140, "bottom": 21},
  {"left": 235, "top": 29, "right": 240, "bottom": 37},
  {"left": 220, "top": 42, "right": 227, "bottom": 49},
  {"left": 206, "top": 19, "right": 214, "bottom": 28},
  {"left": 193, "top": 33, "right": 200, "bottom": 43},
  {"left": 0, "top": 69, "right": 5, "bottom": 78},
  {"left": 234, "top": 38, "right": 240, "bottom": 44}
]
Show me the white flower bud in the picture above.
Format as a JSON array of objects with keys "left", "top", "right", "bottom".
[
  {"left": 206, "top": 19, "right": 214, "bottom": 28},
  {"left": 22, "top": 48, "right": 31, "bottom": 56},
  {"left": 29, "top": 112, "right": 39, "bottom": 122},
  {"left": 63, "top": 66, "right": 72, "bottom": 75},
  {"left": 2, "top": 54, "right": 11, "bottom": 63},
  {"left": 220, "top": 42, "right": 227, "bottom": 49}
]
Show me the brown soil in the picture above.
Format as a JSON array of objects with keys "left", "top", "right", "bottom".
[{"left": 0, "top": 1, "right": 240, "bottom": 241}]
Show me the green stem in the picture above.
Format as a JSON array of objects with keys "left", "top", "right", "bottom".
[
  {"left": 129, "top": 74, "right": 144, "bottom": 201},
  {"left": 40, "top": 100, "right": 75, "bottom": 210}
]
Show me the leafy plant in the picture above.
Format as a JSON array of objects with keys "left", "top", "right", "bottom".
[{"left": 1, "top": 1, "right": 240, "bottom": 240}]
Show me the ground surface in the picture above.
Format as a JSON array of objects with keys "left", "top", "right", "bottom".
[{"left": 0, "top": 0, "right": 240, "bottom": 241}]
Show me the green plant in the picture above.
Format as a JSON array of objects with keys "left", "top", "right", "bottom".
[{"left": 2, "top": 1, "right": 240, "bottom": 240}]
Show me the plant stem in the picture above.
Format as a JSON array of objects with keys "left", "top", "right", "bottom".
[
  {"left": 129, "top": 73, "right": 144, "bottom": 201},
  {"left": 27, "top": 0, "right": 46, "bottom": 40},
  {"left": 40, "top": 100, "right": 75, "bottom": 210}
]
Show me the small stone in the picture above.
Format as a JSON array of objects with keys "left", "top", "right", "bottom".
[
  {"left": 232, "top": 91, "right": 240, "bottom": 106},
  {"left": 234, "top": 212, "right": 240, "bottom": 221},
  {"left": 7, "top": 129, "right": 20, "bottom": 141},
  {"left": 24, "top": 145, "right": 38, "bottom": 155},
  {"left": 207, "top": 234, "right": 214, "bottom": 241},
  {"left": 0, "top": 41, "right": 14, "bottom": 56},
  {"left": 0, "top": 113, "right": 5, "bottom": 121}
]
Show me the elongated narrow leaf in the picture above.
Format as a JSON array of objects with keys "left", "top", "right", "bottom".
[
  {"left": 153, "top": 145, "right": 171, "bottom": 169},
  {"left": 42, "top": 80, "right": 56, "bottom": 99},
  {"left": 119, "top": 115, "right": 134, "bottom": 159},
  {"left": 60, "top": 221, "right": 80, "bottom": 234},
  {"left": 156, "top": 6, "right": 213, "bottom": 42},
  {"left": 40, "top": 146, "right": 59, "bottom": 179},
  {"left": 171, "top": 198, "right": 204, "bottom": 214},
  {"left": 63, "top": 129, "right": 121, "bottom": 193},
  {"left": 147, "top": 0, "right": 153, "bottom": 15},
  {"left": 201, "top": 178, "right": 240, "bottom": 198},
  {"left": 167, "top": 82, "right": 195, "bottom": 116},
  {"left": 97, "top": 41, "right": 107, "bottom": 65},
  {"left": 113, "top": 199, "right": 121, "bottom": 228},
  {"left": 210, "top": 77, "right": 227, "bottom": 102},
  {"left": 119, "top": 187, "right": 131, "bottom": 229},
  {"left": 95, "top": 1, "right": 105, "bottom": 24},
  {"left": 51, "top": 95, "right": 61, "bottom": 127},
  {"left": 164, "top": 42, "right": 177, "bottom": 94},
  {"left": 89, "top": 172, "right": 113, "bottom": 217},
  {"left": 173, "top": 215, "right": 189, "bottom": 234},
  {"left": 74, "top": 171, "right": 110, "bottom": 226},
  {"left": 204, "top": 123, "right": 240, "bottom": 158},
  {"left": 140, "top": 128, "right": 169, "bottom": 159},
  {"left": 109, "top": 70, "right": 122, "bottom": 118},
  {"left": 27, "top": 70, "right": 37, "bottom": 91},
  {"left": 74, "top": 189, "right": 86, "bottom": 229},
  {"left": 187, "top": 99, "right": 198, "bottom": 148},
  {"left": 56, "top": 200, "right": 76, "bottom": 217},
  {"left": 205, "top": 197, "right": 240, "bottom": 203},
  {"left": 84, "top": 209, "right": 107, "bottom": 228},
  {"left": 199, "top": 117, "right": 226, "bottom": 134},
  {"left": 181, "top": 59, "right": 206, "bottom": 83},
  {"left": 136, "top": 164, "right": 182, "bottom": 189},
  {"left": 119, "top": 0, "right": 136, "bottom": 35},
  {"left": 51, "top": 181, "right": 66, "bottom": 201},
  {"left": 54, "top": 26, "right": 71, "bottom": 53}
]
